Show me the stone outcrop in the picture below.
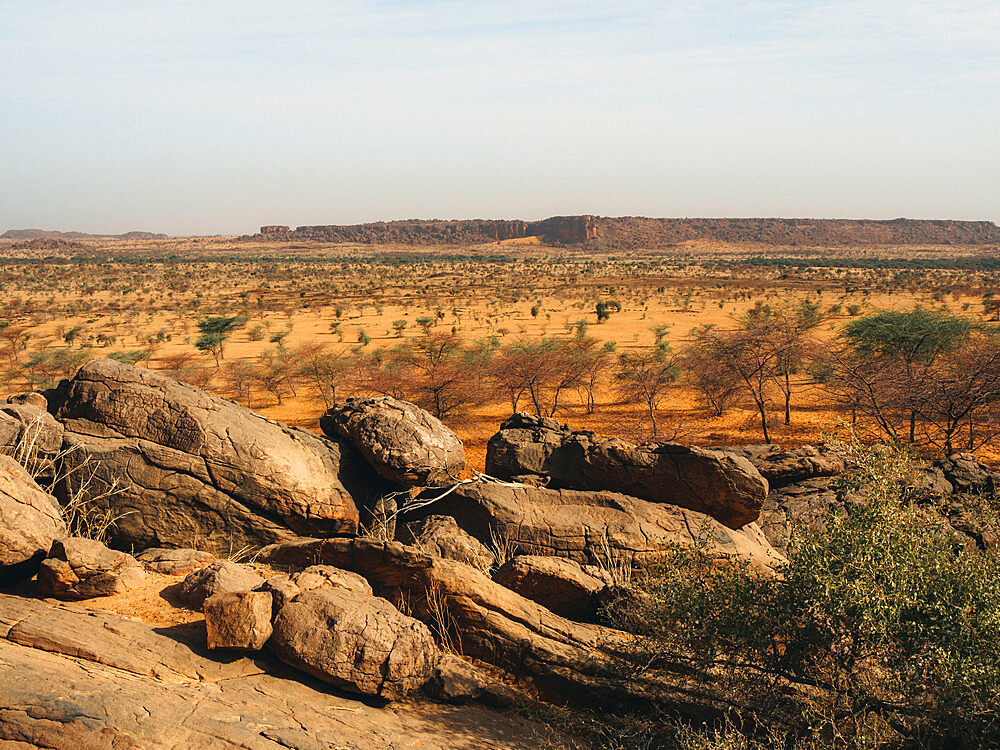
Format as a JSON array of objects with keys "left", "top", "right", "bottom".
[
  {"left": 485, "top": 414, "right": 768, "bottom": 528},
  {"left": 136, "top": 546, "right": 216, "bottom": 576},
  {"left": 0, "top": 454, "right": 66, "bottom": 584},
  {"left": 204, "top": 590, "right": 273, "bottom": 650},
  {"left": 49, "top": 359, "right": 395, "bottom": 551},
  {"left": 399, "top": 514, "right": 496, "bottom": 570},
  {"left": 321, "top": 396, "right": 465, "bottom": 486},
  {"left": 36, "top": 537, "right": 145, "bottom": 600},
  {"left": 425, "top": 653, "right": 516, "bottom": 706},
  {"left": 179, "top": 561, "right": 265, "bottom": 609},
  {"left": 0, "top": 594, "right": 556, "bottom": 749},
  {"left": 259, "top": 537, "right": 721, "bottom": 708},
  {"left": 270, "top": 587, "right": 439, "bottom": 699},
  {"left": 731, "top": 443, "right": 846, "bottom": 488},
  {"left": 493, "top": 555, "right": 609, "bottom": 620},
  {"left": 408, "top": 480, "right": 780, "bottom": 574}
]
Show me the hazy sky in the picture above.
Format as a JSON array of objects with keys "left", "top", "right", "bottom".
[{"left": 1, "top": 1, "right": 998, "bottom": 236}]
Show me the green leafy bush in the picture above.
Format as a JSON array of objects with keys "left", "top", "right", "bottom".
[{"left": 605, "top": 442, "right": 1000, "bottom": 749}]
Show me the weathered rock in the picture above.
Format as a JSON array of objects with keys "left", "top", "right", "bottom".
[
  {"left": 261, "top": 564, "right": 372, "bottom": 611},
  {"left": 5, "top": 391, "right": 47, "bottom": 410},
  {"left": 485, "top": 413, "right": 768, "bottom": 528},
  {"left": 0, "top": 594, "right": 559, "bottom": 749},
  {"left": 424, "top": 653, "right": 516, "bottom": 706},
  {"left": 259, "top": 537, "right": 724, "bottom": 709},
  {"left": 179, "top": 560, "right": 265, "bottom": 609},
  {"left": 756, "top": 477, "right": 848, "bottom": 555},
  {"left": 204, "top": 590, "right": 273, "bottom": 650},
  {"left": 399, "top": 514, "right": 496, "bottom": 570},
  {"left": 321, "top": 395, "right": 465, "bottom": 486},
  {"left": 730, "top": 443, "right": 846, "bottom": 488},
  {"left": 494, "top": 555, "right": 608, "bottom": 620},
  {"left": 407, "top": 481, "right": 781, "bottom": 575},
  {"left": 36, "top": 536, "right": 145, "bottom": 600},
  {"left": 50, "top": 359, "right": 395, "bottom": 551},
  {"left": 934, "top": 453, "right": 1000, "bottom": 494},
  {"left": 270, "top": 586, "right": 439, "bottom": 700},
  {"left": 0, "top": 403, "right": 64, "bottom": 484},
  {"left": 136, "top": 546, "right": 216, "bottom": 576},
  {"left": 0, "top": 454, "right": 65, "bottom": 584}
]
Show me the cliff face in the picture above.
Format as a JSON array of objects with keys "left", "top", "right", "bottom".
[{"left": 248, "top": 216, "right": 1000, "bottom": 248}]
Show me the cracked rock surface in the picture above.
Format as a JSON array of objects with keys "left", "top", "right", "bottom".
[
  {"left": 0, "top": 593, "right": 558, "bottom": 749},
  {"left": 0, "top": 454, "right": 65, "bottom": 584},
  {"left": 321, "top": 396, "right": 465, "bottom": 486}
]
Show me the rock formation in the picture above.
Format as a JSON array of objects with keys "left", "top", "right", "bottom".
[
  {"left": 485, "top": 413, "right": 768, "bottom": 528},
  {"left": 49, "top": 359, "right": 393, "bottom": 551},
  {"left": 36, "top": 536, "right": 145, "bottom": 600},
  {"left": 0, "top": 454, "right": 65, "bottom": 584}
]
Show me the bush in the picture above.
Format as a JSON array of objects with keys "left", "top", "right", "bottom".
[{"left": 604, "top": 441, "right": 1000, "bottom": 749}]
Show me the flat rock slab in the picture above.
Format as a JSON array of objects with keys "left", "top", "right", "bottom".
[
  {"left": 0, "top": 594, "right": 563, "bottom": 749},
  {"left": 137, "top": 547, "right": 216, "bottom": 576}
]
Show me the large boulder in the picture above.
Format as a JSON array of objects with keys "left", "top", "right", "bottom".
[
  {"left": 321, "top": 396, "right": 465, "bottom": 486},
  {"left": 49, "top": 359, "right": 395, "bottom": 551},
  {"left": 179, "top": 560, "right": 265, "bottom": 609},
  {"left": 398, "top": 514, "right": 496, "bottom": 571},
  {"left": 730, "top": 443, "right": 846, "bottom": 488},
  {"left": 407, "top": 481, "right": 781, "bottom": 575},
  {"left": 261, "top": 564, "right": 372, "bottom": 611},
  {"left": 0, "top": 454, "right": 66, "bottom": 584},
  {"left": 485, "top": 413, "right": 767, "bottom": 528},
  {"left": 270, "top": 586, "right": 439, "bottom": 700},
  {"left": 0, "top": 402, "right": 64, "bottom": 484},
  {"left": 493, "top": 555, "right": 609, "bottom": 620},
  {"left": 37, "top": 536, "right": 146, "bottom": 600}
]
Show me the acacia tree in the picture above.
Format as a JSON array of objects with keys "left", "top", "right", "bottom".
[
  {"left": 194, "top": 315, "right": 248, "bottom": 366},
  {"left": 296, "top": 343, "right": 349, "bottom": 409},
  {"left": 397, "top": 332, "right": 489, "bottom": 420},
  {"left": 839, "top": 308, "right": 972, "bottom": 444},
  {"left": 615, "top": 347, "right": 679, "bottom": 437}
]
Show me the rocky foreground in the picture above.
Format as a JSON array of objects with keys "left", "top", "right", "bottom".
[{"left": 0, "top": 359, "right": 996, "bottom": 748}]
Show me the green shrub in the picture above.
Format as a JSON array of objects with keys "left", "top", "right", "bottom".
[{"left": 605, "top": 441, "right": 1000, "bottom": 749}]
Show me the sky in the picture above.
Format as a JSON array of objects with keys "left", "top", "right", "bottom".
[{"left": 1, "top": 1, "right": 998, "bottom": 236}]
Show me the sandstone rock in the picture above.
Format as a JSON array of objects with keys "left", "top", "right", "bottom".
[
  {"left": 5, "top": 392, "right": 47, "bottom": 409},
  {"left": 0, "top": 402, "right": 64, "bottom": 484},
  {"left": 259, "top": 537, "right": 719, "bottom": 708},
  {"left": 408, "top": 481, "right": 781, "bottom": 575},
  {"left": 485, "top": 413, "right": 767, "bottom": 528},
  {"left": 494, "top": 555, "right": 608, "bottom": 620},
  {"left": 261, "top": 564, "right": 372, "bottom": 611},
  {"left": 179, "top": 560, "right": 265, "bottom": 609},
  {"left": 270, "top": 586, "right": 439, "bottom": 699},
  {"left": 0, "top": 594, "right": 558, "bottom": 749},
  {"left": 399, "top": 514, "right": 496, "bottom": 570},
  {"left": 934, "top": 453, "right": 1000, "bottom": 494},
  {"left": 50, "top": 359, "right": 395, "bottom": 551},
  {"left": 37, "top": 537, "right": 145, "bottom": 600},
  {"left": 204, "top": 590, "right": 273, "bottom": 650},
  {"left": 321, "top": 395, "right": 465, "bottom": 486},
  {"left": 0, "top": 454, "right": 65, "bottom": 584},
  {"left": 136, "top": 546, "right": 216, "bottom": 576},
  {"left": 731, "top": 443, "right": 846, "bottom": 488},
  {"left": 424, "top": 653, "right": 516, "bottom": 706},
  {"left": 755, "top": 477, "right": 847, "bottom": 555}
]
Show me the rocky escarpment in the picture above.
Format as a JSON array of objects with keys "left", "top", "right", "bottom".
[{"left": 246, "top": 216, "right": 1000, "bottom": 247}]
